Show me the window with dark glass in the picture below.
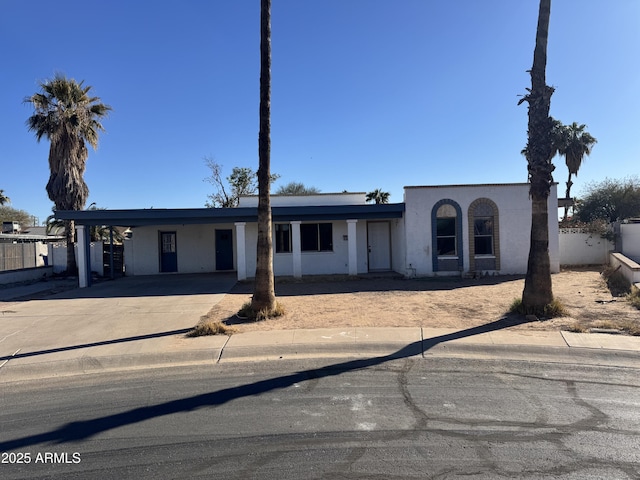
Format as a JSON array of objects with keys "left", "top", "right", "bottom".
[
  {"left": 436, "top": 217, "right": 457, "bottom": 256},
  {"left": 474, "top": 217, "right": 494, "bottom": 255},
  {"left": 318, "top": 223, "right": 332, "bottom": 251},
  {"left": 275, "top": 224, "right": 291, "bottom": 253},
  {"left": 161, "top": 232, "right": 176, "bottom": 253},
  {"left": 301, "top": 223, "right": 333, "bottom": 252}
]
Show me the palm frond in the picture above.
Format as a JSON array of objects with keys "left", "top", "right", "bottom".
[{"left": 26, "top": 74, "right": 110, "bottom": 210}]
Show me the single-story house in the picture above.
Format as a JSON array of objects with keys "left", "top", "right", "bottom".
[{"left": 55, "top": 183, "right": 560, "bottom": 287}]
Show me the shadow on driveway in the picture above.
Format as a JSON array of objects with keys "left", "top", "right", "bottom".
[
  {"left": 0, "top": 328, "right": 193, "bottom": 363},
  {"left": 43, "top": 273, "right": 238, "bottom": 300}
]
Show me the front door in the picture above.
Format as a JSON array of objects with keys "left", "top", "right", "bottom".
[
  {"left": 159, "top": 231, "right": 177, "bottom": 272},
  {"left": 367, "top": 221, "right": 391, "bottom": 271},
  {"left": 215, "top": 229, "right": 234, "bottom": 270}
]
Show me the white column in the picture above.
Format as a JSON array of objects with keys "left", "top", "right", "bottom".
[
  {"left": 347, "top": 219, "right": 358, "bottom": 276},
  {"left": 291, "top": 221, "right": 302, "bottom": 278},
  {"left": 234, "top": 222, "right": 247, "bottom": 281},
  {"left": 76, "top": 225, "right": 90, "bottom": 288}
]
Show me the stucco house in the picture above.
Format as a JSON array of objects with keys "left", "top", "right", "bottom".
[
  {"left": 56, "top": 183, "right": 560, "bottom": 287},
  {"left": 403, "top": 183, "right": 559, "bottom": 276}
]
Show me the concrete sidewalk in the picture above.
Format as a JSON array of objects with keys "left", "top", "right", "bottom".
[{"left": 1, "top": 274, "right": 639, "bottom": 382}]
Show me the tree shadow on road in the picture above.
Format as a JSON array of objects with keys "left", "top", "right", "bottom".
[{"left": 0, "top": 315, "right": 533, "bottom": 451}]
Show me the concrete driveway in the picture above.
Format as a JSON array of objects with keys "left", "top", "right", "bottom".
[{"left": 0, "top": 273, "right": 237, "bottom": 379}]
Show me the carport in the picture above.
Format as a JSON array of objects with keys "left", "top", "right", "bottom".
[
  {"left": 55, "top": 208, "right": 258, "bottom": 288},
  {"left": 55, "top": 203, "right": 405, "bottom": 288}
]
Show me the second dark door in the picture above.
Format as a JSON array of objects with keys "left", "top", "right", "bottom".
[{"left": 215, "top": 229, "right": 233, "bottom": 270}]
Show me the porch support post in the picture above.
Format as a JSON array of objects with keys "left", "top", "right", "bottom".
[
  {"left": 291, "top": 221, "right": 302, "bottom": 278},
  {"left": 109, "top": 226, "right": 115, "bottom": 279},
  {"left": 347, "top": 219, "right": 358, "bottom": 276},
  {"left": 234, "top": 222, "right": 247, "bottom": 281},
  {"left": 76, "top": 225, "right": 91, "bottom": 288}
]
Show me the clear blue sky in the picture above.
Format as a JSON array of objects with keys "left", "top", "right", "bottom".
[{"left": 1, "top": 0, "right": 638, "bottom": 225}]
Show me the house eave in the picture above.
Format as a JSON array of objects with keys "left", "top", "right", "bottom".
[{"left": 55, "top": 203, "right": 406, "bottom": 227}]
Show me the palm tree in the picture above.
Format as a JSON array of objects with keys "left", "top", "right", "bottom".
[
  {"left": 251, "top": 0, "right": 277, "bottom": 313},
  {"left": 0, "top": 190, "right": 10, "bottom": 205},
  {"left": 25, "top": 74, "right": 111, "bottom": 273},
  {"left": 366, "top": 189, "right": 390, "bottom": 204},
  {"left": 45, "top": 211, "right": 65, "bottom": 236},
  {"left": 518, "top": 0, "right": 555, "bottom": 314},
  {"left": 556, "top": 122, "right": 597, "bottom": 220},
  {"left": 86, "top": 204, "right": 125, "bottom": 242}
]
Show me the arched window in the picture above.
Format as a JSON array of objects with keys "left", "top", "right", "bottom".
[
  {"left": 436, "top": 204, "right": 457, "bottom": 256},
  {"left": 431, "top": 199, "right": 463, "bottom": 272},
  {"left": 468, "top": 198, "right": 500, "bottom": 272}
]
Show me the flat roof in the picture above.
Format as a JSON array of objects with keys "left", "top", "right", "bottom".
[
  {"left": 404, "top": 182, "right": 558, "bottom": 189},
  {"left": 0, "top": 233, "right": 64, "bottom": 242},
  {"left": 55, "top": 203, "right": 405, "bottom": 226}
]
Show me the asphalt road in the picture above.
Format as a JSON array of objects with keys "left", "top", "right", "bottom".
[{"left": 1, "top": 356, "right": 639, "bottom": 479}]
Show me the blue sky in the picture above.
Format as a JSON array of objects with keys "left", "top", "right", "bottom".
[{"left": 1, "top": 0, "right": 638, "bottom": 225}]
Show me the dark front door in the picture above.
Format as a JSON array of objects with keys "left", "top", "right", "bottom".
[
  {"left": 159, "top": 232, "right": 178, "bottom": 272},
  {"left": 215, "top": 229, "right": 233, "bottom": 270}
]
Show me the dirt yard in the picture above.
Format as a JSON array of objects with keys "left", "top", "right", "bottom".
[{"left": 205, "top": 267, "right": 639, "bottom": 335}]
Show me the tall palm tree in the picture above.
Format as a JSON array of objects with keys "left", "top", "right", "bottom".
[
  {"left": 556, "top": 122, "right": 597, "bottom": 220},
  {"left": 251, "top": 0, "right": 277, "bottom": 313},
  {"left": 518, "top": 0, "right": 555, "bottom": 314},
  {"left": 25, "top": 74, "right": 111, "bottom": 273},
  {"left": 366, "top": 189, "right": 390, "bottom": 204},
  {"left": 0, "top": 190, "right": 10, "bottom": 205}
]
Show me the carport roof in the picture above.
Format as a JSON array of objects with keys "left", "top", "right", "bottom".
[{"left": 55, "top": 203, "right": 405, "bottom": 226}]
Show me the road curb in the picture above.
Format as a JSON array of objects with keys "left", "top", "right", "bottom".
[
  {"left": 0, "top": 349, "right": 221, "bottom": 382},
  {"left": 2, "top": 337, "right": 640, "bottom": 383}
]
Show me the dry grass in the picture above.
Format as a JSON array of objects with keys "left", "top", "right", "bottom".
[
  {"left": 508, "top": 297, "right": 568, "bottom": 319},
  {"left": 568, "top": 318, "right": 640, "bottom": 336},
  {"left": 564, "top": 275, "right": 640, "bottom": 335},
  {"left": 567, "top": 322, "right": 589, "bottom": 333},
  {"left": 238, "top": 301, "right": 286, "bottom": 322},
  {"left": 628, "top": 286, "right": 640, "bottom": 310},
  {"left": 187, "top": 318, "right": 237, "bottom": 337},
  {"left": 618, "top": 319, "right": 640, "bottom": 336},
  {"left": 194, "top": 268, "right": 640, "bottom": 336},
  {"left": 601, "top": 265, "right": 631, "bottom": 296}
]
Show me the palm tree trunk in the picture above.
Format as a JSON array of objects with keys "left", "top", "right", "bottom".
[
  {"left": 521, "top": 0, "right": 555, "bottom": 312},
  {"left": 252, "top": 0, "right": 276, "bottom": 312},
  {"left": 64, "top": 219, "right": 78, "bottom": 274},
  {"left": 523, "top": 195, "right": 552, "bottom": 306},
  {"left": 563, "top": 171, "right": 573, "bottom": 221}
]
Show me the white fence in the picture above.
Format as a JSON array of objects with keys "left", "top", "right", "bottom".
[
  {"left": 559, "top": 228, "right": 613, "bottom": 266},
  {"left": 620, "top": 223, "right": 640, "bottom": 263},
  {"left": 48, "top": 242, "right": 104, "bottom": 276},
  {"left": 0, "top": 266, "right": 55, "bottom": 285}
]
